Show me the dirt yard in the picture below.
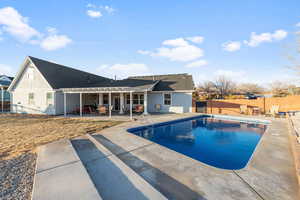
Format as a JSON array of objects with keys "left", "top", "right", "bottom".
[
  {"left": 0, "top": 114, "right": 122, "bottom": 199},
  {"left": 0, "top": 114, "right": 122, "bottom": 160}
]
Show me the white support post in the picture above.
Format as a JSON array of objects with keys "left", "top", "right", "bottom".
[
  {"left": 143, "top": 91, "right": 148, "bottom": 115},
  {"left": 130, "top": 91, "right": 133, "bottom": 120},
  {"left": 80, "top": 93, "right": 82, "bottom": 117},
  {"left": 120, "top": 93, "right": 124, "bottom": 114},
  {"left": 109, "top": 92, "right": 112, "bottom": 118},
  {"left": 1, "top": 87, "right": 3, "bottom": 113},
  {"left": 99, "top": 93, "right": 103, "bottom": 105},
  {"left": 64, "top": 93, "right": 67, "bottom": 117}
]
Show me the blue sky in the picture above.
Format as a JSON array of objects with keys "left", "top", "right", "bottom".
[{"left": 0, "top": 0, "right": 299, "bottom": 86}]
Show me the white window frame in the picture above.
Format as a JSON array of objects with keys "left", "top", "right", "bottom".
[
  {"left": 46, "top": 92, "right": 53, "bottom": 105},
  {"left": 163, "top": 93, "right": 172, "bottom": 106},
  {"left": 28, "top": 93, "right": 35, "bottom": 105}
]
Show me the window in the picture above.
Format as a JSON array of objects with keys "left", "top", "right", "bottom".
[
  {"left": 163, "top": 93, "right": 171, "bottom": 105},
  {"left": 139, "top": 94, "right": 144, "bottom": 105},
  {"left": 103, "top": 94, "right": 108, "bottom": 104},
  {"left": 27, "top": 67, "right": 34, "bottom": 80},
  {"left": 133, "top": 94, "right": 139, "bottom": 104},
  {"left": 46, "top": 93, "right": 53, "bottom": 105},
  {"left": 126, "top": 94, "right": 130, "bottom": 104},
  {"left": 28, "top": 93, "right": 34, "bottom": 105}
]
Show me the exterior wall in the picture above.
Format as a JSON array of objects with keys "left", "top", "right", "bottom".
[
  {"left": 11, "top": 63, "right": 55, "bottom": 115},
  {"left": 55, "top": 92, "right": 80, "bottom": 115},
  {"left": 148, "top": 92, "right": 192, "bottom": 113},
  {"left": 205, "top": 95, "right": 300, "bottom": 115}
]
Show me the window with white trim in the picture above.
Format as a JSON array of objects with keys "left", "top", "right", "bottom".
[
  {"left": 139, "top": 94, "right": 144, "bottom": 105},
  {"left": 133, "top": 94, "right": 139, "bottom": 104},
  {"left": 126, "top": 94, "right": 130, "bottom": 104},
  {"left": 163, "top": 93, "right": 171, "bottom": 105},
  {"left": 103, "top": 94, "right": 108, "bottom": 104},
  {"left": 28, "top": 93, "right": 35, "bottom": 105},
  {"left": 46, "top": 92, "right": 53, "bottom": 105}
]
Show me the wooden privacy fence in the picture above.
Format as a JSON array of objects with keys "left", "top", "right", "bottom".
[
  {"left": 0, "top": 101, "right": 10, "bottom": 112},
  {"left": 194, "top": 95, "right": 300, "bottom": 115}
]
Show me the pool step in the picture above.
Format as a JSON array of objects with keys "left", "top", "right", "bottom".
[
  {"left": 71, "top": 134, "right": 167, "bottom": 200},
  {"left": 32, "top": 139, "right": 102, "bottom": 200}
]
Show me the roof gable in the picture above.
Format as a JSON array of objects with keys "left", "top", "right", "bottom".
[{"left": 28, "top": 56, "right": 112, "bottom": 89}]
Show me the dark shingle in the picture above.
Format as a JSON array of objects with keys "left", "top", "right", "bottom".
[
  {"left": 29, "top": 56, "right": 112, "bottom": 89},
  {"left": 28, "top": 57, "right": 194, "bottom": 91},
  {"left": 129, "top": 74, "right": 194, "bottom": 91}
]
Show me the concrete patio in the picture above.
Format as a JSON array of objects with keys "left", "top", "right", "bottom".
[{"left": 32, "top": 113, "right": 300, "bottom": 200}]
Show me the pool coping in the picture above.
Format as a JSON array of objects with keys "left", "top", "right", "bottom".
[
  {"left": 94, "top": 113, "right": 299, "bottom": 199},
  {"left": 126, "top": 114, "right": 270, "bottom": 171}
]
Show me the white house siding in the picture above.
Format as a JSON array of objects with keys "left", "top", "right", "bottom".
[
  {"left": 147, "top": 92, "right": 192, "bottom": 113},
  {"left": 11, "top": 63, "right": 55, "bottom": 115}
]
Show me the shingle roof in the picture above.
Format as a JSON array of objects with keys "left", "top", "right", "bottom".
[
  {"left": 29, "top": 56, "right": 194, "bottom": 91},
  {"left": 129, "top": 74, "right": 194, "bottom": 91},
  {"left": 29, "top": 56, "right": 112, "bottom": 89},
  {"left": 0, "top": 75, "right": 13, "bottom": 86}
]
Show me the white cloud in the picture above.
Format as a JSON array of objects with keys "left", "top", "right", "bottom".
[
  {"left": 162, "top": 38, "right": 189, "bottom": 47},
  {"left": 0, "top": 64, "right": 13, "bottom": 75},
  {"left": 272, "top": 29, "right": 288, "bottom": 40},
  {"left": 186, "top": 36, "right": 204, "bottom": 44},
  {"left": 86, "top": 3, "right": 96, "bottom": 8},
  {"left": 46, "top": 26, "right": 57, "bottom": 34},
  {"left": 296, "top": 22, "right": 300, "bottom": 27},
  {"left": 139, "top": 37, "right": 204, "bottom": 62},
  {"left": 244, "top": 29, "right": 288, "bottom": 47},
  {"left": 97, "top": 63, "right": 150, "bottom": 79},
  {"left": 102, "top": 6, "right": 115, "bottom": 14},
  {"left": 87, "top": 10, "right": 102, "bottom": 18},
  {"left": 222, "top": 41, "right": 241, "bottom": 52},
  {"left": 185, "top": 60, "right": 208, "bottom": 68},
  {"left": 0, "top": 7, "right": 41, "bottom": 42},
  {"left": 155, "top": 45, "right": 204, "bottom": 62},
  {"left": 40, "top": 34, "right": 72, "bottom": 51}
]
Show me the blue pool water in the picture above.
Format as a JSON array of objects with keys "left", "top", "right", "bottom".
[{"left": 128, "top": 116, "right": 267, "bottom": 170}]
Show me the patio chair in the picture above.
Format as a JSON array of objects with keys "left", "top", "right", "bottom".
[
  {"left": 134, "top": 105, "right": 144, "bottom": 113},
  {"left": 266, "top": 105, "right": 280, "bottom": 117},
  {"left": 155, "top": 104, "right": 161, "bottom": 112},
  {"left": 240, "top": 105, "right": 248, "bottom": 115},
  {"left": 270, "top": 105, "right": 279, "bottom": 117},
  {"left": 88, "top": 106, "right": 97, "bottom": 115},
  {"left": 98, "top": 105, "right": 107, "bottom": 115}
]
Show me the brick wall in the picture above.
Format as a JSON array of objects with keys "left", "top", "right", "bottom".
[{"left": 204, "top": 95, "right": 300, "bottom": 115}]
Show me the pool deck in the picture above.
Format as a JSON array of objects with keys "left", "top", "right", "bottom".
[{"left": 92, "top": 113, "right": 299, "bottom": 200}]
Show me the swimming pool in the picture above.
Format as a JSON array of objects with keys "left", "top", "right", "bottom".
[{"left": 128, "top": 116, "right": 268, "bottom": 170}]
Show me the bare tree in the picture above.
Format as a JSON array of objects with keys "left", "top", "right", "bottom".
[
  {"left": 213, "top": 76, "right": 236, "bottom": 98},
  {"left": 237, "top": 83, "right": 265, "bottom": 94},
  {"left": 269, "top": 81, "right": 296, "bottom": 97},
  {"left": 198, "top": 81, "right": 216, "bottom": 93}
]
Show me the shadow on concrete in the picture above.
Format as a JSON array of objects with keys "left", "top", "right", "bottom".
[
  {"left": 93, "top": 134, "right": 207, "bottom": 200},
  {"left": 71, "top": 138, "right": 149, "bottom": 200}
]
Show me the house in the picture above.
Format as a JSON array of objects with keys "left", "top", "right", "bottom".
[
  {"left": 0, "top": 75, "right": 13, "bottom": 112},
  {"left": 8, "top": 56, "right": 194, "bottom": 118}
]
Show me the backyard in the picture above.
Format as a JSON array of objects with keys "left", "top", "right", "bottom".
[{"left": 0, "top": 114, "right": 122, "bottom": 200}]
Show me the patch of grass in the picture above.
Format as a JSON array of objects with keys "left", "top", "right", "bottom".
[{"left": 0, "top": 114, "right": 123, "bottom": 160}]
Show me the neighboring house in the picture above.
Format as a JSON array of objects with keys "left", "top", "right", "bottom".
[
  {"left": 0, "top": 75, "right": 13, "bottom": 112},
  {"left": 8, "top": 56, "right": 194, "bottom": 116}
]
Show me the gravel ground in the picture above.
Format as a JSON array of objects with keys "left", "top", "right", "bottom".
[{"left": 0, "top": 153, "right": 36, "bottom": 200}]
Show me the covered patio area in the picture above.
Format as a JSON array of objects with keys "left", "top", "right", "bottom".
[{"left": 62, "top": 87, "right": 150, "bottom": 120}]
